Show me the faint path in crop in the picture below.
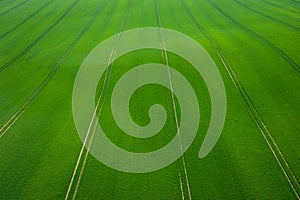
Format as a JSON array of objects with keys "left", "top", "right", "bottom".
[
  {"left": 0, "top": 0, "right": 55, "bottom": 40},
  {"left": 0, "top": 0, "right": 81, "bottom": 72},
  {"left": 0, "top": 0, "right": 101, "bottom": 140},
  {"left": 64, "top": 1, "right": 130, "bottom": 199},
  {"left": 182, "top": 0, "right": 300, "bottom": 198},
  {"left": 232, "top": 0, "right": 300, "bottom": 32},
  {"left": 0, "top": 0, "right": 29, "bottom": 17},
  {"left": 209, "top": 1, "right": 300, "bottom": 73},
  {"left": 291, "top": 0, "right": 300, "bottom": 4},
  {"left": 261, "top": 0, "right": 300, "bottom": 14},
  {"left": 154, "top": 0, "right": 191, "bottom": 199}
]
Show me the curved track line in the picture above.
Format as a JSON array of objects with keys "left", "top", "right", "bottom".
[
  {"left": 261, "top": 0, "right": 300, "bottom": 14},
  {"left": 291, "top": 0, "right": 300, "bottom": 4},
  {"left": 233, "top": 0, "right": 300, "bottom": 32},
  {"left": 0, "top": 0, "right": 94, "bottom": 139},
  {"left": 0, "top": 0, "right": 55, "bottom": 40},
  {"left": 0, "top": 0, "right": 29, "bottom": 16},
  {"left": 64, "top": 1, "right": 130, "bottom": 199},
  {"left": 208, "top": 0, "right": 300, "bottom": 73},
  {"left": 0, "top": 0, "right": 81, "bottom": 72},
  {"left": 182, "top": 0, "right": 300, "bottom": 198},
  {"left": 154, "top": 0, "right": 191, "bottom": 199}
]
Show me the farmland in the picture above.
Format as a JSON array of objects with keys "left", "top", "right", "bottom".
[{"left": 0, "top": 0, "right": 300, "bottom": 199}]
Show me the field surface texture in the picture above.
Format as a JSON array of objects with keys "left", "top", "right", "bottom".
[{"left": 0, "top": 0, "right": 300, "bottom": 199}]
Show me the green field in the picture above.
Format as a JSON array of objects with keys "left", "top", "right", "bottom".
[{"left": 0, "top": 0, "right": 300, "bottom": 199}]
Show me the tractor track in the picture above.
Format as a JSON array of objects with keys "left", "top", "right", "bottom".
[
  {"left": 0, "top": 0, "right": 55, "bottom": 40},
  {"left": 291, "top": 0, "right": 300, "bottom": 4},
  {"left": 64, "top": 1, "right": 130, "bottom": 199},
  {"left": 0, "top": 0, "right": 29, "bottom": 17},
  {"left": 0, "top": 0, "right": 81, "bottom": 72},
  {"left": 182, "top": 0, "right": 300, "bottom": 198},
  {"left": 261, "top": 0, "right": 300, "bottom": 14},
  {"left": 208, "top": 0, "right": 300, "bottom": 73},
  {"left": 0, "top": 0, "right": 102, "bottom": 139},
  {"left": 154, "top": 0, "right": 191, "bottom": 199},
  {"left": 233, "top": 0, "right": 300, "bottom": 32}
]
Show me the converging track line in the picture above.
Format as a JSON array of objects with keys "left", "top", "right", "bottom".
[
  {"left": 0, "top": 0, "right": 81, "bottom": 72},
  {"left": 182, "top": 0, "right": 300, "bottom": 198},
  {"left": 64, "top": 1, "right": 131, "bottom": 199},
  {"left": 260, "top": 0, "right": 300, "bottom": 15},
  {"left": 0, "top": 0, "right": 29, "bottom": 17},
  {"left": 232, "top": 0, "right": 300, "bottom": 32},
  {"left": 208, "top": 0, "right": 300, "bottom": 74},
  {"left": 154, "top": 0, "right": 192, "bottom": 199},
  {"left": 0, "top": 0, "right": 55, "bottom": 40},
  {"left": 291, "top": 0, "right": 300, "bottom": 5},
  {"left": 0, "top": 0, "right": 102, "bottom": 139}
]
